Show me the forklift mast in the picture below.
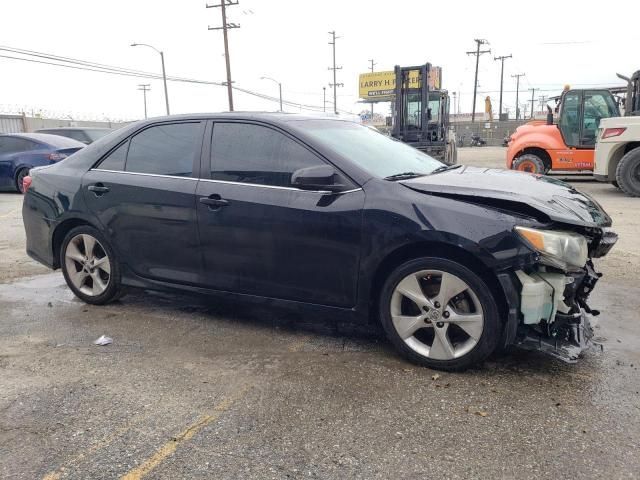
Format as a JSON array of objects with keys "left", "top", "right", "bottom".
[
  {"left": 392, "top": 63, "right": 431, "bottom": 142},
  {"left": 391, "top": 63, "right": 449, "bottom": 148}
]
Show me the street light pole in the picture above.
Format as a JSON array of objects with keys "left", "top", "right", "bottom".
[
  {"left": 260, "top": 76, "right": 283, "bottom": 111},
  {"left": 131, "top": 43, "right": 170, "bottom": 115}
]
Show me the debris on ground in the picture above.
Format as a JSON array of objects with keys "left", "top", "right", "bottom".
[
  {"left": 431, "top": 373, "right": 441, "bottom": 381},
  {"left": 465, "top": 406, "right": 489, "bottom": 417},
  {"left": 93, "top": 335, "right": 113, "bottom": 346}
]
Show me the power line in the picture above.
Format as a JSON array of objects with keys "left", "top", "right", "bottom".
[
  {"left": 207, "top": 0, "right": 240, "bottom": 111},
  {"left": 0, "top": 46, "right": 358, "bottom": 114},
  {"left": 466, "top": 39, "right": 491, "bottom": 122}
]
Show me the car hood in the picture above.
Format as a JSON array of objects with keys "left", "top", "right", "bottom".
[{"left": 401, "top": 166, "right": 612, "bottom": 227}]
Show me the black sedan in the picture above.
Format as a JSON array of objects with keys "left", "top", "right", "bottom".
[{"left": 22, "top": 113, "right": 617, "bottom": 370}]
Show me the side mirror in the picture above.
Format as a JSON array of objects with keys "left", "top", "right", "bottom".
[
  {"left": 546, "top": 106, "right": 554, "bottom": 125},
  {"left": 291, "top": 165, "right": 345, "bottom": 192}
]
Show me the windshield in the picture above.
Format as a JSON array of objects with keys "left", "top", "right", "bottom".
[{"left": 296, "top": 120, "right": 443, "bottom": 178}]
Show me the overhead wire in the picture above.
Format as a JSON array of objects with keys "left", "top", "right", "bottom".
[{"left": 0, "top": 45, "right": 358, "bottom": 115}]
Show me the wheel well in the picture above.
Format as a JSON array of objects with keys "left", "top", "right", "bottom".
[
  {"left": 51, "top": 218, "right": 93, "bottom": 268},
  {"left": 517, "top": 147, "right": 552, "bottom": 171},
  {"left": 369, "top": 241, "right": 508, "bottom": 324},
  {"left": 624, "top": 142, "right": 640, "bottom": 155},
  {"left": 13, "top": 166, "right": 29, "bottom": 183},
  {"left": 609, "top": 142, "right": 640, "bottom": 181}
]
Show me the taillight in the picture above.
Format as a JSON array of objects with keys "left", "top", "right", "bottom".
[
  {"left": 48, "top": 152, "right": 68, "bottom": 162},
  {"left": 602, "top": 127, "right": 626, "bottom": 139},
  {"left": 22, "top": 175, "right": 32, "bottom": 193}
]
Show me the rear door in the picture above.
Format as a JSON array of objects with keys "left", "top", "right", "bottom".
[
  {"left": 82, "top": 121, "right": 205, "bottom": 285},
  {"left": 196, "top": 121, "right": 365, "bottom": 307}
]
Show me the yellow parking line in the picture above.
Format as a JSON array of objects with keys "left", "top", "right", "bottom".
[
  {"left": 120, "top": 385, "right": 251, "bottom": 480},
  {"left": 41, "top": 410, "right": 157, "bottom": 480},
  {"left": 42, "top": 473, "right": 61, "bottom": 480}
]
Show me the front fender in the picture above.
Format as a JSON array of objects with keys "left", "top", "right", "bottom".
[{"left": 507, "top": 124, "right": 564, "bottom": 165}]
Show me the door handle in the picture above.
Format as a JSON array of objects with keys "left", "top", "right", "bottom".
[
  {"left": 199, "top": 194, "right": 230, "bottom": 209},
  {"left": 88, "top": 184, "right": 110, "bottom": 195}
]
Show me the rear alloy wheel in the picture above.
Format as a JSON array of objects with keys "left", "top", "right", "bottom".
[
  {"left": 380, "top": 258, "right": 500, "bottom": 371},
  {"left": 60, "top": 226, "right": 124, "bottom": 304},
  {"left": 615, "top": 148, "right": 640, "bottom": 197},
  {"left": 15, "top": 168, "right": 29, "bottom": 193},
  {"left": 512, "top": 154, "right": 546, "bottom": 174}
]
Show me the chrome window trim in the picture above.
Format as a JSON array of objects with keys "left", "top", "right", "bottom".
[
  {"left": 90, "top": 169, "right": 362, "bottom": 194},
  {"left": 90, "top": 168, "right": 198, "bottom": 181},
  {"left": 199, "top": 178, "right": 362, "bottom": 194}
]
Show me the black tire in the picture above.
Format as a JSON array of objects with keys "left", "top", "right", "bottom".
[
  {"left": 60, "top": 225, "right": 124, "bottom": 305},
  {"left": 15, "top": 167, "right": 29, "bottom": 193},
  {"left": 512, "top": 154, "right": 546, "bottom": 174},
  {"left": 379, "top": 257, "right": 500, "bottom": 371},
  {"left": 615, "top": 148, "right": 640, "bottom": 197},
  {"left": 612, "top": 180, "right": 620, "bottom": 189}
]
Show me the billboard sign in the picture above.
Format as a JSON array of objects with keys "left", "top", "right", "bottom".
[{"left": 358, "top": 67, "right": 442, "bottom": 101}]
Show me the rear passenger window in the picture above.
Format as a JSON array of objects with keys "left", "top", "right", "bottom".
[
  {"left": 126, "top": 123, "right": 200, "bottom": 177},
  {"left": 98, "top": 142, "right": 128, "bottom": 171},
  {"left": 210, "top": 123, "right": 325, "bottom": 187}
]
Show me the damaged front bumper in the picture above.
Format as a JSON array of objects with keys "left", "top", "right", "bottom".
[{"left": 508, "top": 260, "right": 608, "bottom": 363}]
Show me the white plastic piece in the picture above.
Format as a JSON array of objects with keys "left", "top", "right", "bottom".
[{"left": 515, "top": 271, "right": 554, "bottom": 324}]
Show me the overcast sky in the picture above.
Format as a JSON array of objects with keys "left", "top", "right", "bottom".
[{"left": 1, "top": 0, "right": 638, "bottom": 121}]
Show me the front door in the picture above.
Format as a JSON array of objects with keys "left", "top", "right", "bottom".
[
  {"left": 83, "top": 121, "right": 205, "bottom": 285},
  {"left": 196, "top": 121, "right": 364, "bottom": 308}
]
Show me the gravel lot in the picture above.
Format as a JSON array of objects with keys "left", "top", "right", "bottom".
[{"left": 1, "top": 147, "right": 639, "bottom": 479}]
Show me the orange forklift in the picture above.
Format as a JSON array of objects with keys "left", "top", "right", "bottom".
[{"left": 506, "top": 88, "right": 623, "bottom": 174}]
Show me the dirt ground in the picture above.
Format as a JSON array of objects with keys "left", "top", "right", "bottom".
[{"left": 1, "top": 147, "right": 639, "bottom": 479}]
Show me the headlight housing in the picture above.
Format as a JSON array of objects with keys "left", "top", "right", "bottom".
[{"left": 515, "top": 226, "right": 588, "bottom": 271}]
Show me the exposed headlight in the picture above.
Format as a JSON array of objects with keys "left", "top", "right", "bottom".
[{"left": 515, "top": 226, "right": 588, "bottom": 271}]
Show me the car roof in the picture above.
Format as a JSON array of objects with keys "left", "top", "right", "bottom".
[
  {"left": 133, "top": 112, "right": 359, "bottom": 127},
  {"left": 0, "top": 132, "right": 86, "bottom": 148},
  {"left": 36, "top": 127, "right": 112, "bottom": 131}
]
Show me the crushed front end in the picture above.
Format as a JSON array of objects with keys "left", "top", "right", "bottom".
[{"left": 511, "top": 226, "right": 618, "bottom": 362}]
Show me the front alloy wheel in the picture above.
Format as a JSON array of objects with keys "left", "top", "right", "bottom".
[{"left": 380, "top": 258, "right": 499, "bottom": 371}]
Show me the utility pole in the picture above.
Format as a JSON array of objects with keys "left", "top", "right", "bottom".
[
  {"left": 512, "top": 73, "right": 525, "bottom": 120},
  {"left": 137, "top": 84, "right": 151, "bottom": 119},
  {"left": 493, "top": 54, "right": 512, "bottom": 121},
  {"left": 328, "top": 31, "right": 343, "bottom": 114},
  {"left": 452, "top": 92, "right": 457, "bottom": 118},
  {"left": 466, "top": 39, "right": 491, "bottom": 122},
  {"left": 323, "top": 86, "right": 326, "bottom": 113},
  {"left": 538, "top": 95, "right": 548, "bottom": 113},
  {"left": 528, "top": 88, "right": 536, "bottom": 119},
  {"left": 368, "top": 58, "right": 376, "bottom": 121},
  {"left": 207, "top": 0, "right": 240, "bottom": 111}
]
